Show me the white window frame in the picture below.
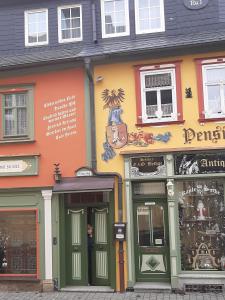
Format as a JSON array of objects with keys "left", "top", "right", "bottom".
[
  {"left": 58, "top": 4, "right": 83, "bottom": 43},
  {"left": 101, "top": 0, "right": 130, "bottom": 38},
  {"left": 24, "top": 8, "right": 49, "bottom": 47},
  {"left": 134, "top": 0, "right": 165, "bottom": 34},
  {"left": 202, "top": 63, "right": 225, "bottom": 119},
  {"left": 140, "top": 68, "right": 177, "bottom": 124}
]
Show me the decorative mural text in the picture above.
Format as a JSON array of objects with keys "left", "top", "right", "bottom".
[{"left": 43, "top": 95, "right": 77, "bottom": 141}]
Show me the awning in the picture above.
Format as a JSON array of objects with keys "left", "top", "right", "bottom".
[{"left": 53, "top": 176, "right": 114, "bottom": 193}]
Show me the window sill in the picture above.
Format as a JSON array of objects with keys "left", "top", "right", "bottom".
[
  {"left": 0, "top": 139, "right": 35, "bottom": 144},
  {"left": 136, "top": 120, "right": 185, "bottom": 127},
  {"left": 198, "top": 117, "right": 225, "bottom": 123}
]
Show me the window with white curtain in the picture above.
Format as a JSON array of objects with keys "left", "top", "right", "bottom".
[
  {"left": 135, "top": 0, "right": 165, "bottom": 34},
  {"left": 101, "top": 0, "right": 130, "bottom": 38},
  {"left": 24, "top": 9, "right": 48, "bottom": 46},
  {"left": 0, "top": 85, "right": 34, "bottom": 141},
  {"left": 58, "top": 5, "right": 82, "bottom": 43},
  {"left": 202, "top": 63, "right": 225, "bottom": 119}
]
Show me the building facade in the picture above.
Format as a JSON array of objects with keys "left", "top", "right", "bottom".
[{"left": 1, "top": 0, "right": 225, "bottom": 293}]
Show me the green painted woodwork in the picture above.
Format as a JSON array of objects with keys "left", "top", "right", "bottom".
[
  {"left": 0, "top": 84, "right": 34, "bottom": 142},
  {"left": 0, "top": 155, "right": 39, "bottom": 177},
  {"left": 133, "top": 198, "right": 170, "bottom": 282},
  {"left": 57, "top": 191, "right": 116, "bottom": 289},
  {"left": 91, "top": 207, "right": 109, "bottom": 285},
  {"left": 65, "top": 208, "right": 88, "bottom": 285},
  {"left": 0, "top": 190, "right": 45, "bottom": 279}
]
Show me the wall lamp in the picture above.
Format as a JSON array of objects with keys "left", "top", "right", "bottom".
[
  {"left": 54, "top": 163, "right": 62, "bottom": 183},
  {"left": 96, "top": 75, "right": 104, "bottom": 83}
]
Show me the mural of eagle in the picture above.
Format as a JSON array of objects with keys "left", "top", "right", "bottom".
[{"left": 102, "top": 88, "right": 125, "bottom": 109}]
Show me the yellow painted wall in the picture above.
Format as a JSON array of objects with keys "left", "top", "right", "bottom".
[
  {"left": 94, "top": 51, "right": 225, "bottom": 175},
  {"left": 94, "top": 51, "right": 225, "bottom": 290}
]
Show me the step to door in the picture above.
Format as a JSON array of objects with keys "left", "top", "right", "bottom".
[
  {"left": 133, "top": 282, "right": 171, "bottom": 293},
  {"left": 60, "top": 286, "right": 114, "bottom": 293}
]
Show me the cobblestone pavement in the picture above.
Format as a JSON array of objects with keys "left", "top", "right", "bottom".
[{"left": 0, "top": 292, "right": 224, "bottom": 300}]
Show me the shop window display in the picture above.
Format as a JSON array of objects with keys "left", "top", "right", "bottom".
[
  {"left": 178, "top": 179, "right": 225, "bottom": 271},
  {"left": 0, "top": 210, "right": 37, "bottom": 275}
]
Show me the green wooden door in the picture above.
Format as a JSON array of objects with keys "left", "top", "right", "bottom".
[
  {"left": 134, "top": 200, "right": 170, "bottom": 282},
  {"left": 91, "top": 207, "right": 109, "bottom": 286},
  {"left": 66, "top": 208, "right": 88, "bottom": 285}
]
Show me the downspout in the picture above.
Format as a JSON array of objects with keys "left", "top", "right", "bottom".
[
  {"left": 85, "top": 59, "right": 125, "bottom": 292},
  {"left": 84, "top": 58, "right": 97, "bottom": 170}
]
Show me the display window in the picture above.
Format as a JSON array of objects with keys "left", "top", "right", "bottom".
[
  {"left": 0, "top": 210, "right": 38, "bottom": 276},
  {"left": 177, "top": 179, "right": 225, "bottom": 271}
]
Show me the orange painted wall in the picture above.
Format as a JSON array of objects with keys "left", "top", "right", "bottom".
[{"left": 0, "top": 68, "right": 86, "bottom": 188}]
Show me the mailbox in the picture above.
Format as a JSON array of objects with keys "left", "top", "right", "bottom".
[{"left": 114, "top": 223, "right": 126, "bottom": 240}]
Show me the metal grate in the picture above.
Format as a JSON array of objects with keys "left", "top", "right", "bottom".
[{"left": 185, "top": 284, "right": 224, "bottom": 293}]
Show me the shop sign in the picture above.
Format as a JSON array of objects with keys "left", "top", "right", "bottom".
[
  {"left": 183, "top": 0, "right": 209, "bottom": 10},
  {"left": 0, "top": 156, "right": 38, "bottom": 176},
  {"left": 183, "top": 126, "right": 225, "bottom": 144},
  {"left": 175, "top": 153, "right": 225, "bottom": 175},
  {"left": 131, "top": 156, "right": 166, "bottom": 177}
]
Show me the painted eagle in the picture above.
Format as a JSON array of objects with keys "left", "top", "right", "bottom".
[{"left": 102, "top": 88, "right": 125, "bottom": 109}]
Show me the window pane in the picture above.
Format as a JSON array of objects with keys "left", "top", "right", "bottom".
[
  {"left": 150, "top": 0, "right": 160, "bottom": 6},
  {"left": 71, "top": 28, "right": 81, "bottom": 39},
  {"left": 150, "top": 6, "right": 160, "bottom": 18},
  {"left": 38, "top": 33, "right": 47, "bottom": 42},
  {"left": 134, "top": 182, "right": 166, "bottom": 195},
  {"left": 178, "top": 179, "right": 225, "bottom": 271},
  {"left": 161, "top": 90, "right": 173, "bottom": 116},
  {"left": 146, "top": 91, "right": 157, "bottom": 117},
  {"left": 139, "top": 8, "right": 150, "bottom": 20},
  {"left": 28, "top": 35, "right": 37, "bottom": 43},
  {"left": 206, "top": 67, "right": 225, "bottom": 82},
  {"left": 61, "top": 8, "right": 70, "bottom": 19},
  {"left": 62, "top": 29, "right": 71, "bottom": 39},
  {"left": 105, "top": 23, "right": 115, "bottom": 34},
  {"left": 152, "top": 205, "right": 165, "bottom": 246},
  {"left": 17, "top": 108, "right": 27, "bottom": 135},
  {"left": 104, "top": 1, "right": 114, "bottom": 13},
  {"left": 71, "top": 18, "right": 80, "bottom": 28},
  {"left": 137, "top": 207, "right": 151, "bottom": 246},
  {"left": 37, "top": 11, "right": 46, "bottom": 23},
  {"left": 150, "top": 18, "right": 161, "bottom": 29},
  {"left": 5, "top": 95, "right": 13, "bottom": 107},
  {"left": 139, "top": 19, "right": 150, "bottom": 31},
  {"left": 139, "top": 0, "right": 150, "bottom": 8},
  {"left": 145, "top": 73, "right": 172, "bottom": 88},
  {"left": 28, "top": 12, "right": 37, "bottom": 24},
  {"left": 0, "top": 211, "right": 36, "bottom": 274},
  {"left": 207, "top": 85, "right": 221, "bottom": 114},
  {"left": 71, "top": 7, "right": 80, "bottom": 18},
  {"left": 5, "top": 109, "right": 15, "bottom": 136},
  {"left": 115, "top": 0, "right": 125, "bottom": 11}
]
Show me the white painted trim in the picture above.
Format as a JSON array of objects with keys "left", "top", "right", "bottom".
[
  {"left": 140, "top": 68, "right": 177, "bottom": 124},
  {"left": 202, "top": 62, "right": 225, "bottom": 119},
  {"left": 24, "top": 8, "right": 49, "bottom": 47},
  {"left": 57, "top": 4, "right": 83, "bottom": 44},
  {"left": 134, "top": 0, "right": 165, "bottom": 35},
  {"left": 100, "top": 0, "right": 130, "bottom": 38},
  {"left": 42, "top": 189, "right": 53, "bottom": 280}
]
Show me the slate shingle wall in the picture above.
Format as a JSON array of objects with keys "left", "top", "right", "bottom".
[{"left": 0, "top": 0, "right": 224, "bottom": 66}]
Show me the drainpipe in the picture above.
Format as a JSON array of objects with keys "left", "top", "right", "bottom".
[
  {"left": 84, "top": 58, "right": 97, "bottom": 170},
  {"left": 84, "top": 60, "right": 125, "bottom": 292}
]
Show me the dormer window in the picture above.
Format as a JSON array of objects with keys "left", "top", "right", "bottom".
[
  {"left": 135, "top": 0, "right": 165, "bottom": 34},
  {"left": 24, "top": 9, "right": 48, "bottom": 46},
  {"left": 58, "top": 5, "right": 82, "bottom": 43},
  {"left": 101, "top": 0, "right": 130, "bottom": 38}
]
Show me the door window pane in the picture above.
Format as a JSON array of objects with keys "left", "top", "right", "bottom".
[
  {"left": 0, "top": 211, "right": 37, "bottom": 274},
  {"left": 152, "top": 205, "right": 165, "bottom": 246},
  {"left": 178, "top": 179, "right": 225, "bottom": 271},
  {"left": 137, "top": 206, "right": 151, "bottom": 246}
]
